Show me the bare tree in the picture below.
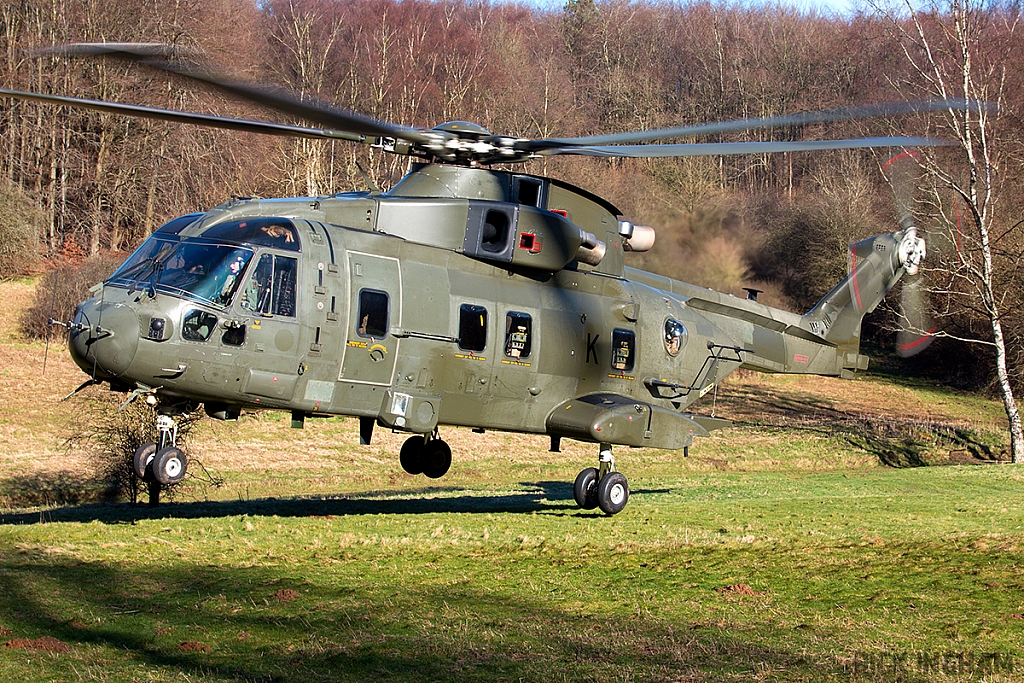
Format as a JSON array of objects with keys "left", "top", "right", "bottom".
[{"left": 883, "top": 0, "right": 1024, "bottom": 461}]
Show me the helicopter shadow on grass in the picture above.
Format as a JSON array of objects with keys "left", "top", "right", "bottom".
[
  {"left": 0, "top": 476, "right": 674, "bottom": 525},
  {"left": 0, "top": 479, "right": 568, "bottom": 525},
  {"left": 712, "top": 382, "right": 844, "bottom": 424}
]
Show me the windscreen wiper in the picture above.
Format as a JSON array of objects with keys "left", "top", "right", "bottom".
[{"left": 123, "top": 244, "right": 175, "bottom": 295}]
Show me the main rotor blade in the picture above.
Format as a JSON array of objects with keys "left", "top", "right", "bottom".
[
  {"left": 0, "top": 88, "right": 367, "bottom": 141},
  {"left": 32, "top": 42, "right": 190, "bottom": 60},
  {"left": 523, "top": 99, "right": 988, "bottom": 151},
  {"left": 33, "top": 42, "right": 434, "bottom": 145},
  {"left": 539, "top": 136, "right": 948, "bottom": 158}
]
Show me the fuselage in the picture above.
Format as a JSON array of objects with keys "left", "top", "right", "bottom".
[{"left": 69, "top": 164, "right": 901, "bottom": 449}]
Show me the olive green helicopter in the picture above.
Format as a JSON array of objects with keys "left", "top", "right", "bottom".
[{"left": 2, "top": 43, "right": 945, "bottom": 514}]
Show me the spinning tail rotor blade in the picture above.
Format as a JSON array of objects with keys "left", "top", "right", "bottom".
[
  {"left": 896, "top": 275, "right": 935, "bottom": 357},
  {"left": 883, "top": 150, "right": 919, "bottom": 230},
  {"left": 883, "top": 151, "right": 936, "bottom": 357}
]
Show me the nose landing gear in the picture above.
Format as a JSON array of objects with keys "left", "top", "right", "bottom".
[
  {"left": 573, "top": 444, "right": 630, "bottom": 515},
  {"left": 133, "top": 413, "right": 188, "bottom": 487}
]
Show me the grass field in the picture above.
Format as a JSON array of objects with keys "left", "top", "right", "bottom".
[{"left": 1, "top": 278, "right": 1022, "bottom": 682}]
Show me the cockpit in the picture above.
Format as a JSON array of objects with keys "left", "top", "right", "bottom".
[{"left": 107, "top": 216, "right": 300, "bottom": 311}]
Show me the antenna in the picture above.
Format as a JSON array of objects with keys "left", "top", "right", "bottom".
[{"left": 42, "top": 267, "right": 61, "bottom": 375}]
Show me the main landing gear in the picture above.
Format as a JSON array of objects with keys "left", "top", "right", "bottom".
[
  {"left": 133, "top": 413, "right": 188, "bottom": 486},
  {"left": 573, "top": 444, "right": 630, "bottom": 515},
  {"left": 399, "top": 431, "right": 452, "bottom": 479}
]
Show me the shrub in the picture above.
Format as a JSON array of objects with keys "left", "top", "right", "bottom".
[
  {"left": 20, "top": 253, "right": 124, "bottom": 340},
  {"left": 65, "top": 392, "right": 219, "bottom": 505}
]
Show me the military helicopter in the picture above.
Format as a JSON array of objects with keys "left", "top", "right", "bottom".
[{"left": 2, "top": 43, "right": 943, "bottom": 515}]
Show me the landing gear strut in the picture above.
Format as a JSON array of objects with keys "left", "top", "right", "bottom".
[
  {"left": 399, "top": 430, "right": 452, "bottom": 479},
  {"left": 573, "top": 443, "right": 630, "bottom": 515},
  {"left": 133, "top": 413, "right": 189, "bottom": 489}
]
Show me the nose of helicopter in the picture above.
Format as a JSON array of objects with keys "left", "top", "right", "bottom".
[{"left": 69, "top": 297, "right": 141, "bottom": 379}]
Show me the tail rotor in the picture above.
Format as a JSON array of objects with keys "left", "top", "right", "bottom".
[{"left": 883, "top": 151, "right": 935, "bottom": 357}]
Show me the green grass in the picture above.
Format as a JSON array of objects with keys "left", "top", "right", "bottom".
[{"left": 2, "top": 457, "right": 1023, "bottom": 682}]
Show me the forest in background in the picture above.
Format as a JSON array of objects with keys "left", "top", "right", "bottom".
[{"left": 1, "top": 0, "right": 1023, "bottom": 416}]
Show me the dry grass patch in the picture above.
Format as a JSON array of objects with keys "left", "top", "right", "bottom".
[{"left": 0, "top": 285, "right": 103, "bottom": 506}]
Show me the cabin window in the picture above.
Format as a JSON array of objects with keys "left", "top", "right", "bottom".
[
  {"left": 664, "top": 319, "right": 686, "bottom": 356},
  {"left": 241, "top": 253, "right": 297, "bottom": 317},
  {"left": 356, "top": 288, "right": 390, "bottom": 338},
  {"left": 504, "top": 312, "right": 532, "bottom": 359},
  {"left": 459, "top": 304, "right": 488, "bottom": 352},
  {"left": 182, "top": 308, "right": 218, "bottom": 342},
  {"left": 611, "top": 328, "right": 636, "bottom": 372}
]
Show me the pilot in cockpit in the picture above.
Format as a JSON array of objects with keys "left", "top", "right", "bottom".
[
  {"left": 162, "top": 250, "right": 201, "bottom": 289},
  {"left": 215, "top": 255, "right": 247, "bottom": 305},
  {"left": 260, "top": 223, "right": 295, "bottom": 245}
]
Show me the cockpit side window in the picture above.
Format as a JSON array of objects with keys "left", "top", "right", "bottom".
[{"left": 242, "top": 253, "right": 298, "bottom": 317}]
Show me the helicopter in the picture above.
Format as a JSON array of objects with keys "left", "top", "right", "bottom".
[{"left": 2, "top": 43, "right": 943, "bottom": 515}]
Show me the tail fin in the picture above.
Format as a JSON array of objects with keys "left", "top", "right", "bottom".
[{"left": 802, "top": 229, "right": 923, "bottom": 354}]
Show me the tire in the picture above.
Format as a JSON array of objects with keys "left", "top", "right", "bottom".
[
  {"left": 400, "top": 436, "right": 426, "bottom": 475},
  {"left": 133, "top": 442, "right": 158, "bottom": 480},
  {"left": 573, "top": 467, "right": 599, "bottom": 510},
  {"left": 152, "top": 446, "right": 187, "bottom": 485},
  {"left": 597, "top": 472, "right": 629, "bottom": 515},
  {"left": 422, "top": 440, "right": 452, "bottom": 479}
]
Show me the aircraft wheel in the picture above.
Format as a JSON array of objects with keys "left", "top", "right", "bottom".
[
  {"left": 422, "top": 440, "right": 452, "bottom": 479},
  {"left": 573, "top": 467, "right": 599, "bottom": 510},
  {"left": 400, "top": 436, "right": 426, "bottom": 475},
  {"left": 133, "top": 442, "right": 158, "bottom": 481},
  {"left": 152, "top": 446, "right": 187, "bottom": 486},
  {"left": 597, "top": 472, "right": 629, "bottom": 515}
]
